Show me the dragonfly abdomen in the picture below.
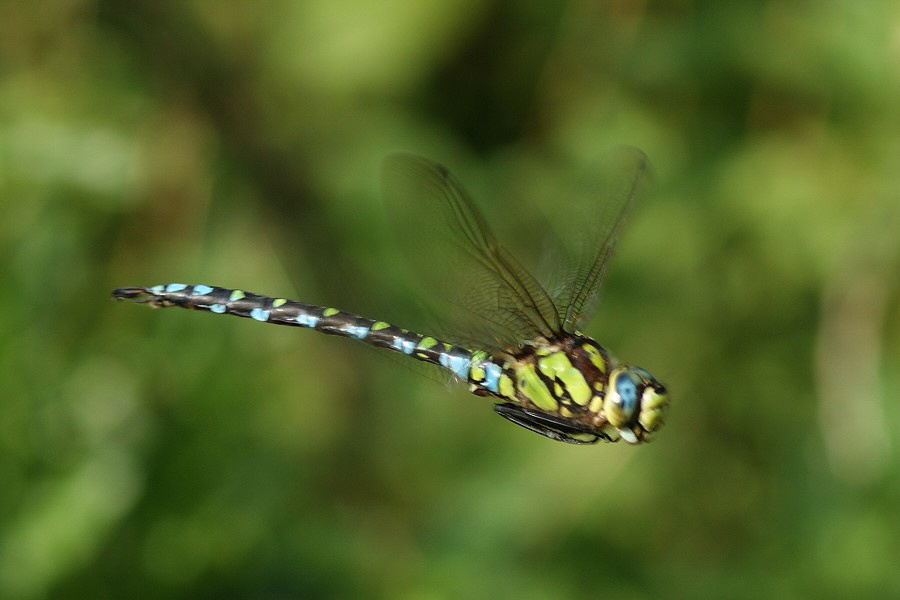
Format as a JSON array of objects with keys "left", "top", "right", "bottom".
[{"left": 112, "top": 284, "right": 479, "bottom": 381}]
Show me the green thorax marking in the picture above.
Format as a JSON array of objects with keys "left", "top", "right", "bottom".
[{"left": 494, "top": 336, "right": 614, "bottom": 424}]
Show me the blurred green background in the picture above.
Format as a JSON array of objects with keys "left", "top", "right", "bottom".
[{"left": 2, "top": 1, "right": 899, "bottom": 598}]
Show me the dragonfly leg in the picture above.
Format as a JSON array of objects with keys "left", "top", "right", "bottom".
[{"left": 493, "top": 403, "right": 606, "bottom": 444}]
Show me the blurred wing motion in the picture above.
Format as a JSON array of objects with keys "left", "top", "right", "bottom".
[
  {"left": 542, "top": 147, "right": 651, "bottom": 332},
  {"left": 381, "top": 153, "right": 563, "bottom": 349}
]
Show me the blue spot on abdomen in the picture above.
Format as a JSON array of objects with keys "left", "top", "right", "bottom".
[
  {"left": 343, "top": 324, "right": 369, "bottom": 339},
  {"left": 296, "top": 313, "right": 319, "bottom": 328},
  {"left": 483, "top": 363, "right": 502, "bottom": 393},
  {"left": 440, "top": 352, "right": 472, "bottom": 380},
  {"left": 391, "top": 337, "right": 416, "bottom": 355}
]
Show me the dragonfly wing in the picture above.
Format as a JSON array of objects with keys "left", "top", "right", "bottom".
[
  {"left": 542, "top": 147, "right": 651, "bottom": 333},
  {"left": 382, "top": 153, "right": 563, "bottom": 350}
]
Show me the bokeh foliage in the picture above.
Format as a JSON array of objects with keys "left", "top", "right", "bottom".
[{"left": 2, "top": 1, "right": 899, "bottom": 598}]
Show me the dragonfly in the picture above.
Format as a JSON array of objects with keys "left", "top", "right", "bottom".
[{"left": 113, "top": 151, "right": 669, "bottom": 444}]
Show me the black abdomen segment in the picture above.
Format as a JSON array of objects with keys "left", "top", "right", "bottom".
[{"left": 112, "top": 284, "right": 475, "bottom": 381}]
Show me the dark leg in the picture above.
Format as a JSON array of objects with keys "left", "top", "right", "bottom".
[{"left": 493, "top": 403, "right": 606, "bottom": 444}]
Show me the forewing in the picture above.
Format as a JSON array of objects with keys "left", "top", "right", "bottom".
[
  {"left": 382, "top": 153, "right": 563, "bottom": 350},
  {"left": 542, "top": 147, "right": 651, "bottom": 333}
]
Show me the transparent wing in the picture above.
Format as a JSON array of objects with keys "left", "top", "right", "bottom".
[
  {"left": 542, "top": 147, "right": 651, "bottom": 332},
  {"left": 382, "top": 153, "right": 563, "bottom": 350}
]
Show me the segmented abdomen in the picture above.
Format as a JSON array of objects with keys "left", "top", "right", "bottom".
[{"left": 112, "top": 284, "right": 496, "bottom": 387}]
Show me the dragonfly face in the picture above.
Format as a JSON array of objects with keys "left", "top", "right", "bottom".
[{"left": 605, "top": 366, "right": 669, "bottom": 443}]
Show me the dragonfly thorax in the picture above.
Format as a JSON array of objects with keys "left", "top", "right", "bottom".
[{"left": 477, "top": 335, "right": 668, "bottom": 444}]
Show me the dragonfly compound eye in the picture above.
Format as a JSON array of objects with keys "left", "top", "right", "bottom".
[
  {"left": 605, "top": 366, "right": 669, "bottom": 435},
  {"left": 605, "top": 368, "right": 642, "bottom": 428}
]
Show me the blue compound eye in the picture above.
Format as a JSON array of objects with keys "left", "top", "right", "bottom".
[
  {"left": 616, "top": 374, "right": 639, "bottom": 414},
  {"left": 604, "top": 369, "right": 642, "bottom": 428},
  {"left": 604, "top": 366, "right": 670, "bottom": 439}
]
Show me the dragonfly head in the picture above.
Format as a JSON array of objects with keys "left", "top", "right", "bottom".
[{"left": 604, "top": 366, "right": 669, "bottom": 443}]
